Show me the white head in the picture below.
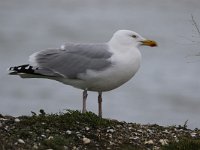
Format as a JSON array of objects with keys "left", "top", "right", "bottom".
[{"left": 109, "top": 30, "right": 157, "bottom": 48}]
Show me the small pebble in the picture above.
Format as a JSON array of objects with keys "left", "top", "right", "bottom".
[
  {"left": 128, "top": 127, "right": 132, "bottom": 130},
  {"left": 33, "top": 144, "right": 38, "bottom": 149},
  {"left": 83, "top": 137, "right": 91, "bottom": 144},
  {"left": 64, "top": 146, "right": 68, "bottom": 150},
  {"left": 4, "top": 126, "right": 9, "bottom": 131},
  {"left": 144, "top": 140, "right": 154, "bottom": 145},
  {"left": 18, "top": 139, "right": 25, "bottom": 144},
  {"left": 85, "top": 127, "right": 90, "bottom": 131},
  {"left": 147, "top": 129, "right": 153, "bottom": 133},
  {"left": 116, "top": 125, "right": 121, "bottom": 128},
  {"left": 153, "top": 146, "right": 160, "bottom": 150},
  {"left": 107, "top": 129, "right": 114, "bottom": 133},
  {"left": 0, "top": 118, "right": 7, "bottom": 121},
  {"left": 137, "top": 129, "right": 143, "bottom": 133},
  {"left": 191, "top": 132, "right": 197, "bottom": 137},
  {"left": 14, "top": 118, "right": 20, "bottom": 123},
  {"left": 163, "top": 129, "right": 170, "bottom": 134},
  {"left": 66, "top": 130, "right": 72, "bottom": 134},
  {"left": 109, "top": 141, "right": 114, "bottom": 145},
  {"left": 159, "top": 139, "right": 168, "bottom": 145},
  {"left": 48, "top": 136, "right": 54, "bottom": 140},
  {"left": 129, "top": 136, "right": 139, "bottom": 140},
  {"left": 41, "top": 134, "right": 46, "bottom": 138},
  {"left": 76, "top": 131, "right": 82, "bottom": 137}
]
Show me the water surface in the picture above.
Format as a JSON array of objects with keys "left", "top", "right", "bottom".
[{"left": 0, "top": 0, "right": 200, "bottom": 128}]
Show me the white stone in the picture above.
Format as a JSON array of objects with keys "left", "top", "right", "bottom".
[
  {"left": 0, "top": 118, "right": 8, "bottom": 121},
  {"left": 85, "top": 127, "right": 90, "bottom": 131},
  {"left": 4, "top": 126, "right": 9, "bottom": 131},
  {"left": 14, "top": 118, "right": 20, "bottom": 123},
  {"left": 64, "top": 146, "right": 68, "bottom": 150},
  {"left": 147, "top": 129, "right": 153, "bottom": 133},
  {"left": 41, "top": 134, "right": 46, "bottom": 138},
  {"left": 109, "top": 141, "right": 114, "bottom": 145},
  {"left": 191, "top": 132, "right": 197, "bottom": 137},
  {"left": 18, "top": 139, "right": 25, "bottom": 144},
  {"left": 137, "top": 129, "right": 143, "bottom": 133},
  {"left": 107, "top": 129, "right": 114, "bottom": 133},
  {"left": 48, "top": 136, "right": 54, "bottom": 140},
  {"left": 128, "top": 127, "right": 132, "bottom": 130},
  {"left": 163, "top": 129, "right": 170, "bottom": 134},
  {"left": 83, "top": 137, "right": 91, "bottom": 144},
  {"left": 66, "top": 130, "right": 72, "bottom": 134},
  {"left": 159, "top": 139, "right": 168, "bottom": 145},
  {"left": 144, "top": 140, "right": 154, "bottom": 145},
  {"left": 33, "top": 144, "right": 38, "bottom": 149},
  {"left": 153, "top": 146, "right": 160, "bottom": 150},
  {"left": 72, "top": 146, "right": 77, "bottom": 150},
  {"left": 116, "top": 125, "right": 121, "bottom": 128},
  {"left": 129, "top": 136, "right": 139, "bottom": 140}
]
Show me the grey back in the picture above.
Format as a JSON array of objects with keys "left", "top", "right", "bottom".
[{"left": 33, "top": 43, "right": 113, "bottom": 79}]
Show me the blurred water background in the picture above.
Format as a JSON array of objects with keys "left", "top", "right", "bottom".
[{"left": 0, "top": 0, "right": 200, "bottom": 129}]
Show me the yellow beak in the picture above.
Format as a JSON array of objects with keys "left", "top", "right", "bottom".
[{"left": 141, "top": 40, "right": 157, "bottom": 47}]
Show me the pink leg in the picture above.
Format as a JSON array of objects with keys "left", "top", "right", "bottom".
[
  {"left": 98, "top": 92, "right": 102, "bottom": 118},
  {"left": 82, "top": 90, "right": 88, "bottom": 113}
]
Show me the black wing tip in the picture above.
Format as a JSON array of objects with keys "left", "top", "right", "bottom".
[
  {"left": 8, "top": 64, "right": 35, "bottom": 74},
  {"left": 8, "top": 66, "right": 17, "bottom": 74},
  {"left": 8, "top": 71, "right": 18, "bottom": 75}
]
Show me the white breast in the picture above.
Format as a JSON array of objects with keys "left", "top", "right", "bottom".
[
  {"left": 78, "top": 47, "right": 141, "bottom": 91},
  {"left": 58, "top": 46, "right": 141, "bottom": 92}
]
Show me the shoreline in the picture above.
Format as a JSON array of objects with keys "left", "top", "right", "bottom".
[{"left": 0, "top": 110, "right": 200, "bottom": 150}]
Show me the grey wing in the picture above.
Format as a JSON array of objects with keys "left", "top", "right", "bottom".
[{"left": 29, "top": 43, "right": 113, "bottom": 79}]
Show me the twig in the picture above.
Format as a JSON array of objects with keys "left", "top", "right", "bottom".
[{"left": 191, "top": 14, "right": 200, "bottom": 37}]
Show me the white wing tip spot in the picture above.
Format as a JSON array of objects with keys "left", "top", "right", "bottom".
[
  {"left": 25, "top": 66, "right": 30, "bottom": 69},
  {"left": 8, "top": 67, "right": 13, "bottom": 71}
]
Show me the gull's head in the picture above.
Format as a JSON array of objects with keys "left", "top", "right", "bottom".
[{"left": 109, "top": 30, "right": 157, "bottom": 48}]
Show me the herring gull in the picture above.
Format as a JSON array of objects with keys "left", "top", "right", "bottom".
[{"left": 8, "top": 30, "right": 157, "bottom": 117}]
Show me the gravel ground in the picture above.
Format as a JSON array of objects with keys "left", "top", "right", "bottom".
[{"left": 0, "top": 110, "right": 200, "bottom": 150}]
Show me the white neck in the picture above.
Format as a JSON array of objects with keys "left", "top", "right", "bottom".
[{"left": 108, "top": 37, "right": 139, "bottom": 53}]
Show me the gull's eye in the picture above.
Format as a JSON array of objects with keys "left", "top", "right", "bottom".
[{"left": 132, "top": 35, "right": 137, "bottom": 38}]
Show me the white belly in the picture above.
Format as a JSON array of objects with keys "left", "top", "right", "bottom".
[{"left": 59, "top": 49, "right": 141, "bottom": 92}]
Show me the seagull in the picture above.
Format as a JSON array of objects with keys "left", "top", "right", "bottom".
[{"left": 8, "top": 30, "right": 157, "bottom": 117}]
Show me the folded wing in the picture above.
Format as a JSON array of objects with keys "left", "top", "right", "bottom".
[{"left": 29, "top": 43, "right": 113, "bottom": 79}]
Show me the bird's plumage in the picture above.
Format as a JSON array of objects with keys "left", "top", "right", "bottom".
[{"left": 8, "top": 30, "right": 157, "bottom": 117}]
